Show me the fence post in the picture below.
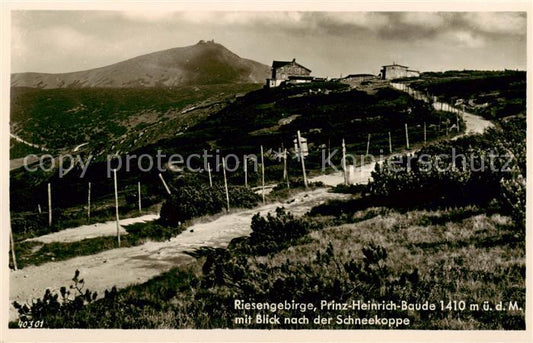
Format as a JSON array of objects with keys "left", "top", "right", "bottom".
[
  {"left": 113, "top": 169, "right": 121, "bottom": 247},
  {"left": 366, "top": 133, "right": 371, "bottom": 156},
  {"left": 10, "top": 227, "right": 18, "bottom": 270},
  {"left": 87, "top": 182, "right": 91, "bottom": 221},
  {"left": 138, "top": 181, "right": 142, "bottom": 213},
  {"left": 222, "top": 157, "right": 230, "bottom": 212},
  {"left": 342, "top": 138, "right": 347, "bottom": 185},
  {"left": 48, "top": 183, "right": 52, "bottom": 226},
  {"left": 38, "top": 204, "right": 42, "bottom": 215},
  {"left": 405, "top": 123, "right": 410, "bottom": 150},
  {"left": 158, "top": 173, "right": 171, "bottom": 195},
  {"left": 297, "top": 130, "right": 308, "bottom": 189},
  {"left": 388, "top": 131, "right": 392, "bottom": 154},
  {"left": 328, "top": 138, "right": 331, "bottom": 163},
  {"left": 244, "top": 158, "right": 248, "bottom": 187},
  {"left": 260, "top": 145, "right": 266, "bottom": 204},
  {"left": 424, "top": 122, "right": 427, "bottom": 144},
  {"left": 284, "top": 148, "right": 289, "bottom": 189},
  {"left": 207, "top": 162, "right": 213, "bottom": 187}
]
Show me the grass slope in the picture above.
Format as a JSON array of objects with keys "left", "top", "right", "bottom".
[{"left": 405, "top": 70, "right": 525, "bottom": 120}]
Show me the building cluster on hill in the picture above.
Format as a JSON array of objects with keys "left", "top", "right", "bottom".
[{"left": 265, "top": 59, "right": 419, "bottom": 88}]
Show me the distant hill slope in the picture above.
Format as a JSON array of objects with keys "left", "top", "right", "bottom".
[{"left": 11, "top": 40, "right": 270, "bottom": 88}]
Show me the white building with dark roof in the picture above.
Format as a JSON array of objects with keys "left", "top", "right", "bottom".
[{"left": 380, "top": 63, "right": 420, "bottom": 80}]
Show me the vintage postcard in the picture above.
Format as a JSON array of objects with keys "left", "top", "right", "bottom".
[{"left": 1, "top": 1, "right": 531, "bottom": 342}]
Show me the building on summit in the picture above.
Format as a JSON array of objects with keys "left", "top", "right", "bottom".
[
  {"left": 266, "top": 59, "right": 312, "bottom": 88},
  {"left": 380, "top": 63, "right": 420, "bottom": 80}
]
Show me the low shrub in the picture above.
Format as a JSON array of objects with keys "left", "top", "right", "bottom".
[{"left": 160, "top": 183, "right": 260, "bottom": 226}]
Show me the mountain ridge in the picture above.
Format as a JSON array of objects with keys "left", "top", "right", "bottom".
[{"left": 11, "top": 41, "right": 270, "bottom": 89}]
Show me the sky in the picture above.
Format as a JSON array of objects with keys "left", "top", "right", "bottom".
[{"left": 11, "top": 11, "right": 527, "bottom": 77}]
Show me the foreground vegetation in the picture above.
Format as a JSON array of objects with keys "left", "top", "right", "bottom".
[{"left": 12, "top": 204, "right": 524, "bottom": 329}]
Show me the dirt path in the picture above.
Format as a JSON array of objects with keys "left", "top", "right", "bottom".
[
  {"left": 9, "top": 188, "right": 349, "bottom": 321},
  {"left": 390, "top": 82, "right": 493, "bottom": 135},
  {"left": 309, "top": 161, "right": 376, "bottom": 186},
  {"left": 25, "top": 214, "right": 160, "bottom": 244},
  {"left": 311, "top": 83, "right": 493, "bottom": 187}
]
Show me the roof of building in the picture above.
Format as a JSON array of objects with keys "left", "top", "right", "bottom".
[
  {"left": 382, "top": 64, "right": 408, "bottom": 68},
  {"left": 344, "top": 74, "right": 375, "bottom": 78},
  {"left": 288, "top": 75, "right": 315, "bottom": 80},
  {"left": 272, "top": 59, "right": 312, "bottom": 72}
]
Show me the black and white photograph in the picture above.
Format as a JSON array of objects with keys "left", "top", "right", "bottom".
[{"left": 1, "top": 2, "right": 530, "bottom": 342}]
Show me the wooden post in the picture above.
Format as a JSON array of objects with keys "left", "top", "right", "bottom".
[
  {"left": 456, "top": 113, "right": 460, "bottom": 132},
  {"left": 328, "top": 138, "right": 331, "bottom": 163},
  {"left": 9, "top": 227, "right": 18, "bottom": 271},
  {"left": 284, "top": 148, "right": 290, "bottom": 189},
  {"left": 87, "top": 182, "right": 91, "bottom": 221},
  {"left": 388, "top": 131, "right": 392, "bottom": 154},
  {"left": 37, "top": 204, "right": 42, "bottom": 214},
  {"left": 244, "top": 159, "right": 248, "bottom": 188},
  {"left": 222, "top": 157, "right": 230, "bottom": 212},
  {"left": 297, "top": 130, "right": 308, "bottom": 189},
  {"left": 405, "top": 123, "right": 410, "bottom": 150},
  {"left": 282, "top": 147, "right": 287, "bottom": 181},
  {"left": 424, "top": 122, "right": 427, "bottom": 144},
  {"left": 366, "top": 134, "right": 371, "bottom": 156},
  {"left": 137, "top": 181, "right": 142, "bottom": 213},
  {"left": 113, "top": 169, "right": 121, "bottom": 247},
  {"left": 342, "top": 138, "right": 347, "bottom": 185},
  {"left": 47, "top": 183, "right": 52, "bottom": 226},
  {"left": 260, "top": 145, "right": 266, "bottom": 204},
  {"left": 207, "top": 162, "right": 213, "bottom": 188},
  {"left": 158, "top": 173, "right": 171, "bottom": 195}
]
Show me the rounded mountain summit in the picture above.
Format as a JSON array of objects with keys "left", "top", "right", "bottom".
[{"left": 11, "top": 40, "right": 271, "bottom": 88}]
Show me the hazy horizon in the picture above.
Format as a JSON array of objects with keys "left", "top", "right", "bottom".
[{"left": 12, "top": 11, "right": 527, "bottom": 77}]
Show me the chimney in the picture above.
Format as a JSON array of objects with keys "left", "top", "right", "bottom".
[{"left": 292, "top": 58, "right": 296, "bottom": 62}]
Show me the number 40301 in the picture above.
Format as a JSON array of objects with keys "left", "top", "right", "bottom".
[{"left": 18, "top": 320, "right": 44, "bottom": 328}]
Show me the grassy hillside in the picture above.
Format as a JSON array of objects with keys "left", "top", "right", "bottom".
[
  {"left": 11, "top": 116, "right": 525, "bottom": 329},
  {"left": 132, "top": 82, "right": 461, "bottom": 174},
  {"left": 10, "top": 138, "right": 42, "bottom": 160},
  {"left": 10, "top": 83, "right": 262, "bottom": 153},
  {"left": 405, "top": 70, "right": 525, "bottom": 120},
  {"left": 9, "top": 82, "right": 461, "bottom": 220}
]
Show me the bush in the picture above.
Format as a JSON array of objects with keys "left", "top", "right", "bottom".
[
  {"left": 13, "top": 270, "right": 115, "bottom": 325},
  {"left": 330, "top": 183, "right": 366, "bottom": 194},
  {"left": 367, "top": 117, "right": 526, "bottom": 225},
  {"left": 246, "top": 207, "right": 321, "bottom": 254},
  {"left": 160, "top": 183, "right": 260, "bottom": 226}
]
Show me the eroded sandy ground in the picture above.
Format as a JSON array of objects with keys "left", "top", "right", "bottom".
[{"left": 26, "top": 214, "right": 160, "bottom": 244}]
